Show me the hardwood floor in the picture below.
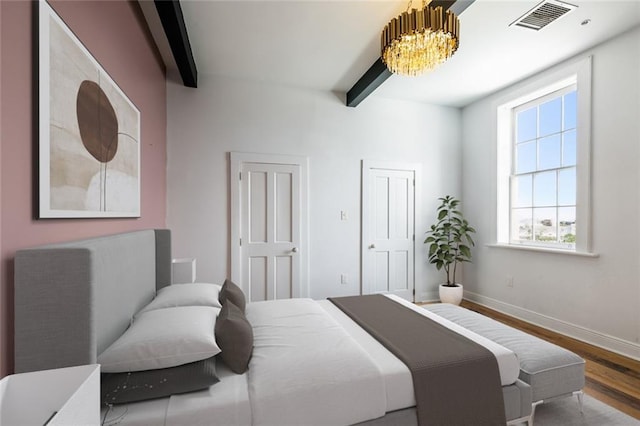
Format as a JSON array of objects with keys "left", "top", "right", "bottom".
[{"left": 458, "top": 300, "right": 640, "bottom": 420}]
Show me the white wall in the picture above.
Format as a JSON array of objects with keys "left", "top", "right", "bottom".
[
  {"left": 461, "top": 27, "right": 640, "bottom": 359},
  {"left": 167, "top": 75, "right": 461, "bottom": 301}
]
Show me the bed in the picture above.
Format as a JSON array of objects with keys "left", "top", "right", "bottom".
[{"left": 14, "top": 229, "right": 533, "bottom": 425}]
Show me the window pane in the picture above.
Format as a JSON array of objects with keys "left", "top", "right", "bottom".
[
  {"left": 558, "top": 207, "right": 576, "bottom": 245},
  {"left": 533, "top": 171, "right": 556, "bottom": 207},
  {"left": 539, "top": 97, "right": 562, "bottom": 137},
  {"left": 513, "top": 174, "right": 532, "bottom": 207},
  {"left": 516, "top": 141, "right": 536, "bottom": 174},
  {"left": 562, "top": 130, "right": 576, "bottom": 166},
  {"left": 558, "top": 168, "right": 576, "bottom": 206},
  {"left": 534, "top": 207, "right": 557, "bottom": 243},
  {"left": 517, "top": 107, "right": 537, "bottom": 142},
  {"left": 511, "top": 208, "right": 532, "bottom": 241},
  {"left": 538, "top": 134, "right": 561, "bottom": 170},
  {"left": 564, "top": 91, "right": 577, "bottom": 130}
]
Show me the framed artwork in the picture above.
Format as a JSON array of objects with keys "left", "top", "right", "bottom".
[{"left": 38, "top": 0, "right": 140, "bottom": 218}]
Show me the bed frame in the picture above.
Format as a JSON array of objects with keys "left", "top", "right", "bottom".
[{"left": 14, "top": 229, "right": 171, "bottom": 373}]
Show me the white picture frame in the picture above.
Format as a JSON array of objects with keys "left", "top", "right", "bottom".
[{"left": 38, "top": 0, "right": 140, "bottom": 218}]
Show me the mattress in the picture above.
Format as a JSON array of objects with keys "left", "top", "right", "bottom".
[{"left": 102, "top": 295, "right": 519, "bottom": 425}]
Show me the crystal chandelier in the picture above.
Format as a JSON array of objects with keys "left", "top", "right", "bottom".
[{"left": 381, "top": 1, "right": 460, "bottom": 76}]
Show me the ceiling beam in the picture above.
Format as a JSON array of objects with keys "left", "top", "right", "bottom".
[
  {"left": 346, "top": 0, "right": 475, "bottom": 107},
  {"left": 346, "top": 59, "right": 391, "bottom": 108},
  {"left": 154, "top": 0, "right": 198, "bottom": 88}
]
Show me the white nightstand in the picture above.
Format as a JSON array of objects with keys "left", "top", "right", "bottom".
[
  {"left": 172, "top": 257, "right": 196, "bottom": 284},
  {"left": 0, "top": 364, "right": 99, "bottom": 425}
]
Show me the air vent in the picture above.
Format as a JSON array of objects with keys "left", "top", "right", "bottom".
[{"left": 510, "top": 0, "right": 578, "bottom": 31}]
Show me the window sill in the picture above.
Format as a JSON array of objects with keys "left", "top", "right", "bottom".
[{"left": 486, "top": 243, "right": 599, "bottom": 258}]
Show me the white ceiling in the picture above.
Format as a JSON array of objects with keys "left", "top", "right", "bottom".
[{"left": 177, "top": 0, "right": 640, "bottom": 107}]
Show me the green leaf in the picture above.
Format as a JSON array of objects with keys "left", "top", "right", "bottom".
[
  {"left": 459, "top": 245, "right": 471, "bottom": 258},
  {"left": 437, "top": 210, "right": 448, "bottom": 220},
  {"left": 466, "top": 234, "right": 475, "bottom": 246}
]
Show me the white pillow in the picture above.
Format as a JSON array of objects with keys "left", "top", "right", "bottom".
[
  {"left": 98, "top": 306, "right": 221, "bottom": 373},
  {"left": 137, "top": 283, "right": 222, "bottom": 315}
]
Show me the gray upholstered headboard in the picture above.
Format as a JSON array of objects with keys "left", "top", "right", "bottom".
[{"left": 14, "top": 229, "right": 172, "bottom": 373}]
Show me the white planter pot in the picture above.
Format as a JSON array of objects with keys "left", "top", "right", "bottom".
[{"left": 439, "top": 283, "right": 463, "bottom": 305}]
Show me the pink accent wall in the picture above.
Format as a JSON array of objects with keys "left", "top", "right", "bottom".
[{"left": 0, "top": 1, "right": 167, "bottom": 376}]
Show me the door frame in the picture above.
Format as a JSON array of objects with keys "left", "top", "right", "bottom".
[
  {"left": 361, "top": 160, "right": 421, "bottom": 300},
  {"left": 230, "top": 152, "right": 309, "bottom": 297}
]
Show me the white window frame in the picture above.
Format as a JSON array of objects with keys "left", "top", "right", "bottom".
[{"left": 496, "top": 56, "right": 592, "bottom": 254}]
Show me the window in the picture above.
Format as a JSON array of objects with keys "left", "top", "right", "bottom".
[
  {"left": 512, "top": 86, "right": 577, "bottom": 248},
  {"left": 497, "top": 57, "right": 592, "bottom": 253}
]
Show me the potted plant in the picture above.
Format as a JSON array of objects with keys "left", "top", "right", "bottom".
[{"left": 424, "top": 195, "right": 476, "bottom": 305}]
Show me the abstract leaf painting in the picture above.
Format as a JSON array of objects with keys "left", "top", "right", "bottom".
[{"left": 39, "top": 0, "right": 140, "bottom": 218}]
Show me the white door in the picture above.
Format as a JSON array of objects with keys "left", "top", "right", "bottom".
[
  {"left": 230, "top": 153, "right": 308, "bottom": 302},
  {"left": 362, "top": 161, "right": 418, "bottom": 301}
]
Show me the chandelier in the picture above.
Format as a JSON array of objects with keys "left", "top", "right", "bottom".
[{"left": 381, "top": 1, "right": 460, "bottom": 76}]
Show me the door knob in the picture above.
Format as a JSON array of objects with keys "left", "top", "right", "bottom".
[
  {"left": 291, "top": 247, "right": 298, "bottom": 253},
  {"left": 369, "top": 244, "right": 376, "bottom": 249}
]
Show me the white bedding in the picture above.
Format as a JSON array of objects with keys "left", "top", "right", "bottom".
[
  {"left": 101, "top": 363, "right": 250, "bottom": 426},
  {"left": 105, "top": 296, "right": 519, "bottom": 426},
  {"left": 167, "top": 364, "right": 251, "bottom": 426},
  {"left": 318, "top": 299, "right": 415, "bottom": 412},
  {"left": 245, "top": 298, "right": 387, "bottom": 425}
]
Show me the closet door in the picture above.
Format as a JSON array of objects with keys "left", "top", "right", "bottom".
[
  {"left": 230, "top": 153, "right": 308, "bottom": 301},
  {"left": 362, "top": 161, "right": 418, "bottom": 302}
]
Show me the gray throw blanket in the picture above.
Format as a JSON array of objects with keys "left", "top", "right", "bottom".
[{"left": 329, "top": 295, "right": 506, "bottom": 426}]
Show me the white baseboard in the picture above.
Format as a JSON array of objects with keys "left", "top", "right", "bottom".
[
  {"left": 418, "top": 291, "right": 440, "bottom": 303},
  {"left": 464, "top": 291, "right": 640, "bottom": 362}
]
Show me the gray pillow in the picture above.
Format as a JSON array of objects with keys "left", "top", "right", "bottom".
[
  {"left": 101, "top": 356, "right": 219, "bottom": 405},
  {"left": 219, "top": 279, "right": 246, "bottom": 313},
  {"left": 215, "top": 300, "right": 253, "bottom": 374}
]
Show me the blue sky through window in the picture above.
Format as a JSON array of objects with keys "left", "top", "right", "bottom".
[
  {"left": 539, "top": 98, "right": 562, "bottom": 137},
  {"left": 539, "top": 134, "right": 561, "bottom": 169},
  {"left": 517, "top": 108, "right": 536, "bottom": 142},
  {"left": 564, "top": 91, "right": 577, "bottom": 129},
  {"left": 563, "top": 130, "right": 576, "bottom": 166}
]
